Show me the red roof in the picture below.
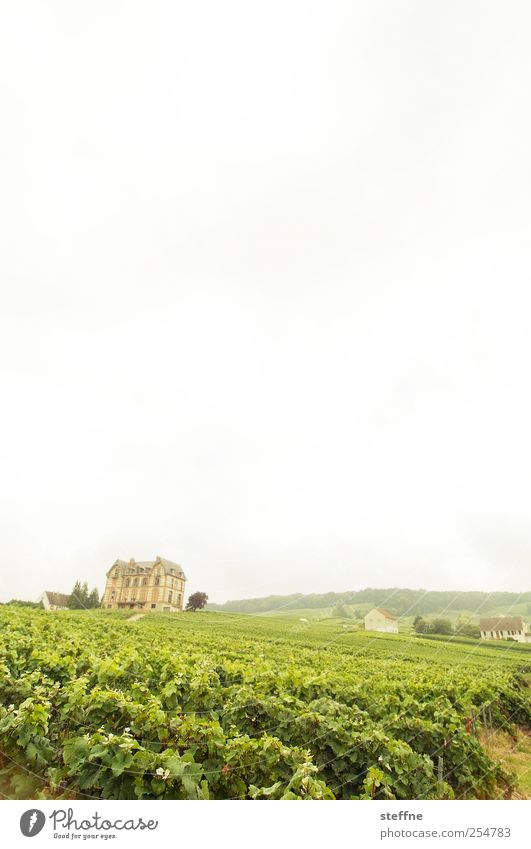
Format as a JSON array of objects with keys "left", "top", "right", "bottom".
[{"left": 368, "top": 607, "right": 398, "bottom": 621}]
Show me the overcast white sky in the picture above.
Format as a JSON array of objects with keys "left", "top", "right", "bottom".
[{"left": 1, "top": 1, "right": 531, "bottom": 603}]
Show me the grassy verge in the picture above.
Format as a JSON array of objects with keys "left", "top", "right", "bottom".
[{"left": 480, "top": 727, "right": 531, "bottom": 799}]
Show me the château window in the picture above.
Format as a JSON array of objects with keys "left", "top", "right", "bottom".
[
  {"left": 125, "top": 579, "right": 130, "bottom": 587},
  {"left": 168, "top": 591, "right": 173, "bottom": 603},
  {"left": 154, "top": 577, "right": 160, "bottom": 586},
  {"left": 133, "top": 578, "right": 138, "bottom": 586},
  {"left": 151, "top": 603, "right": 156, "bottom": 609},
  {"left": 142, "top": 578, "right": 147, "bottom": 586}
]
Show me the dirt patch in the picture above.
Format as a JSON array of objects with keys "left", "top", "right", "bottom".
[{"left": 127, "top": 613, "right": 146, "bottom": 622}]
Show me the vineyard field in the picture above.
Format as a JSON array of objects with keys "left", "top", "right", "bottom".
[{"left": 0, "top": 607, "right": 529, "bottom": 800}]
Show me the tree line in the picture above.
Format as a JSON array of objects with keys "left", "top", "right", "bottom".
[
  {"left": 207, "top": 588, "right": 531, "bottom": 616},
  {"left": 413, "top": 616, "right": 480, "bottom": 638}
]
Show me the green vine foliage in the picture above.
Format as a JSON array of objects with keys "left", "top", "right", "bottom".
[{"left": 0, "top": 608, "right": 529, "bottom": 800}]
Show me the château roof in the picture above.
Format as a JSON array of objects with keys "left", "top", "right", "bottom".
[
  {"left": 107, "top": 556, "right": 187, "bottom": 580},
  {"left": 479, "top": 616, "right": 524, "bottom": 632}
]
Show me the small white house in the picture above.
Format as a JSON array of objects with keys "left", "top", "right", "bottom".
[
  {"left": 479, "top": 616, "right": 531, "bottom": 644},
  {"left": 38, "top": 591, "right": 70, "bottom": 611},
  {"left": 364, "top": 607, "right": 399, "bottom": 634}
]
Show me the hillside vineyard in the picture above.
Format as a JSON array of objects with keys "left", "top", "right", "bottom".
[{"left": 0, "top": 608, "right": 529, "bottom": 800}]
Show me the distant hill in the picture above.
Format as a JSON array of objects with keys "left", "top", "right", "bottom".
[{"left": 207, "top": 588, "right": 531, "bottom": 617}]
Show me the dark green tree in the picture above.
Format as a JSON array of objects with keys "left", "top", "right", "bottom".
[
  {"left": 428, "top": 618, "right": 454, "bottom": 636},
  {"left": 185, "top": 592, "right": 208, "bottom": 611},
  {"left": 80, "top": 582, "right": 90, "bottom": 608},
  {"left": 68, "top": 581, "right": 83, "bottom": 609},
  {"left": 88, "top": 587, "right": 100, "bottom": 608},
  {"left": 68, "top": 581, "right": 100, "bottom": 609}
]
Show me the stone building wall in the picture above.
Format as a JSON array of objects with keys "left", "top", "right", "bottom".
[{"left": 101, "top": 556, "right": 186, "bottom": 612}]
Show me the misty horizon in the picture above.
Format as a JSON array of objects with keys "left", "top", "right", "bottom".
[{"left": 2, "top": 555, "right": 530, "bottom": 606}]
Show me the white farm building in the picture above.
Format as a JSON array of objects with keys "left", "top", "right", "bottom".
[
  {"left": 38, "top": 591, "right": 70, "bottom": 611},
  {"left": 479, "top": 616, "right": 531, "bottom": 644},
  {"left": 364, "top": 607, "right": 399, "bottom": 634}
]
